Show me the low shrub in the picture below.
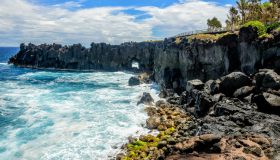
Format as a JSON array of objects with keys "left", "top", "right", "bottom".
[
  {"left": 243, "top": 21, "right": 266, "bottom": 36},
  {"left": 266, "top": 22, "right": 280, "bottom": 33}
]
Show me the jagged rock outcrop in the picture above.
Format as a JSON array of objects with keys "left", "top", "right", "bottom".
[
  {"left": 9, "top": 27, "right": 280, "bottom": 91},
  {"left": 9, "top": 42, "right": 162, "bottom": 71},
  {"left": 137, "top": 92, "right": 154, "bottom": 105}
]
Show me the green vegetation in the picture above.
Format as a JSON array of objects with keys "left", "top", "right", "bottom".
[
  {"left": 207, "top": 17, "right": 222, "bottom": 31},
  {"left": 266, "top": 22, "right": 280, "bottom": 32},
  {"left": 121, "top": 127, "right": 176, "bottom": 160},
  {"left": 243, "top": 21, "right": 266, "bottom": 36},
  {"left": 259, "top": 33, "right": 273, "bottom": 39},
  {"left": 224, "top": 0, "right": 280, "bottom": 31}
]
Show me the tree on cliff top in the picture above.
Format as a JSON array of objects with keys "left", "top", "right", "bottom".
[
  {"left": 226, "top": 0, "right": 280, "bottom": 28},
  {"left": 207, "top": 17, "right": 222, "bottom": 31},
  {"left": 237, "top": 0, "right": 248, "bottom": 24},
  {"left": 226, "top": 7, "right": 240, "bottom": 31}
]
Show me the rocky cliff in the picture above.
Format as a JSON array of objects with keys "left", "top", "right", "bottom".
[
  {"left": 9, "top": 27, "right": 280, "bottom": 90},
  {"left": 155, "top": 27, "right": 280, "bottom": 93},
  {"left": 9, "top": 42, "right": 162, "bottom": 71}
]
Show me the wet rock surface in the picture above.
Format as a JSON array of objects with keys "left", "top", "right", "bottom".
[
  {"left": 128, "top": 77, "right": 140, "bottom": 86},
  {"left": 137, "top": 92, "right": 154, "bottom": 106}
]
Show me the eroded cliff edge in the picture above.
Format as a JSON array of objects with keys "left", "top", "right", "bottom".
[{"left": 9, "top": 27, "right": 280, "bottom": 91}]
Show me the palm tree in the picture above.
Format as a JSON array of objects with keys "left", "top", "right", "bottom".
[
  {"left": 227, "top": 7, "right": 240, "bottom": 31},
  {"left": 247, "top": 0, "right": 262, "bottom": 21},
  {"left": 237, "top": 0, "right": 248, "bottom": 24},
  {"left": 270, "top": 0, "right": 280, "bottom": 21}
]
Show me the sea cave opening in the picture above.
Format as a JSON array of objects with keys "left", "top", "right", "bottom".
[{"left": 131, "top": 60, "right": 139, "bottom": 69}]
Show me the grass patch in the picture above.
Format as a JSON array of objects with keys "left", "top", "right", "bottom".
[{"left": 187, "top": 32, "right": 231, "bottom": 42}]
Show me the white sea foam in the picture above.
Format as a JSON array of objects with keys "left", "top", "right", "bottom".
[{"left": 0, "top": 66, "right": 159, "bottom": 160}]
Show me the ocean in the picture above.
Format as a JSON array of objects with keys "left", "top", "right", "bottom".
[{"left": 0, "top": 47, "right": 157, "bottom": 159}]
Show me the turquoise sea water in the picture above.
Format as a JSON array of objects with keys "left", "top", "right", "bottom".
[{"left": 0, "top": 49, "right": 157, "bottom": 159}]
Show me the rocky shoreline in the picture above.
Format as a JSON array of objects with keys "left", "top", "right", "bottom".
[
  {"left": 8, "top": 26, "right": 280, "bottom": 159},
  {"left": 118, "top": 69, "right": 280, "bottom": 160}
]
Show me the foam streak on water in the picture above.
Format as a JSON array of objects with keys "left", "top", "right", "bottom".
[{"left": 0, "top": 63, "right": 158, "bottom": 160}]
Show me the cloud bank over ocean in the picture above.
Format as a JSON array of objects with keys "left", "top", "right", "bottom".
[{"left": 0, "top": 0, "right": 229, "bottom": 46}]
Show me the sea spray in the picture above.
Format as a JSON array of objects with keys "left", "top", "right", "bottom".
[{"left": 0, "top": 63, "right": 159, "bottom": 160}]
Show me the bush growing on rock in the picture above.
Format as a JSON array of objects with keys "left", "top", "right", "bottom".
[
  {"left": 243, "top": 21, "right": 266, "bottom": 36},
  {"left": 266, "top": 22, "right": 280, "bottom": 33}
]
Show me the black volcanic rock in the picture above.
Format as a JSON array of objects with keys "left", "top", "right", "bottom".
[
  {"left": 9, "top": 26, "right": 280, "bottom": 91},
  {"left": 233, "top": 86, "right": 255, "bottom": 99},
  {"left": 186, "top": 79, "right": 204, "bottom": 92},
  {"left": 219, "top": 72, "right": 251, "bottom": 96},
  {"left": 128, "top": 76, "right": 140, "bottom": 86},
  {"left": 137, "top": 92, "right": 154, "bottom": 105},
  {"left": 253, "top": 92, "right": 280, "bottom": 115},
  {"left": 255, "top": 69, "right": 280, "bottom": 90}
]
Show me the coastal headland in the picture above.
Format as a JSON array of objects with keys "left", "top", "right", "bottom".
[{"left": 9, "top": 26, "right": 280, "bottom": 159}]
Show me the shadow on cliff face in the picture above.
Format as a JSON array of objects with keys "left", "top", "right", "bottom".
[{"left": 162, "top": 67, "right": 184, "bottom": 94}]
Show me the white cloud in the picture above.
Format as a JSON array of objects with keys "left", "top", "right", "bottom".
[
  {"left": 53, "top": 1, "right": 84, "bottom": 8},
  {"left": 138, "top": 0, "right": 229, "bottom": 37},
  {"left": 0, "top": 0, "right": 229, "bottom": 46}
]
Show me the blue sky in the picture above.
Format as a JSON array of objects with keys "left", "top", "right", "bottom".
[{"left": 0, "top": 0, "right": 234, "bottom": 46}]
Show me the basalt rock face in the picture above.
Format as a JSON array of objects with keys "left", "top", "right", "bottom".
[
  {"left": 9, "top": 27, "right": 280, "bottom": 90},
  {"left": 9, "top": 42, "right": 162, "bottom": 71},
  {"left": 155, "top": 27, "right": 280, "bottom": 92}
]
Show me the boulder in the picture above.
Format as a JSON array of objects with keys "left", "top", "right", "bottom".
[
  {"left": 255, "top": 69, "right": 280, "bottom": 90},
  {"left": 233, "top": 86, "right": 255, "bottom": 99},
  {"left": 128, "top": 76, "right": 140, "bottom": 86},
  {"left": 213, "top": 93, "right": 225, "bottom": 102},
  {"left": 137, "top": 92, "right": 154, "bottom": 105},
  {"left": 253, "top": 92, "right": 280, "bottom": 115},
  {"left": 159, "top": 89, "right": 167, "bottom": 98},
  {"left": 179, "top": 91, "right": 188, "bottom": 105},
  {"left": 186, "top": 79, "right": 204, "bottom": 92},
  {"left": 191, "top": 89, "right": 214, "bottom": 117},
  {"left": 146, "top": 116, "right": 161, "bottom": 129},
  {"left": 220, "top": 72, "right": 251, "bottom": 96},
  {"left": 204, "top": 80, "right": 220, "bottom": 95}
]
